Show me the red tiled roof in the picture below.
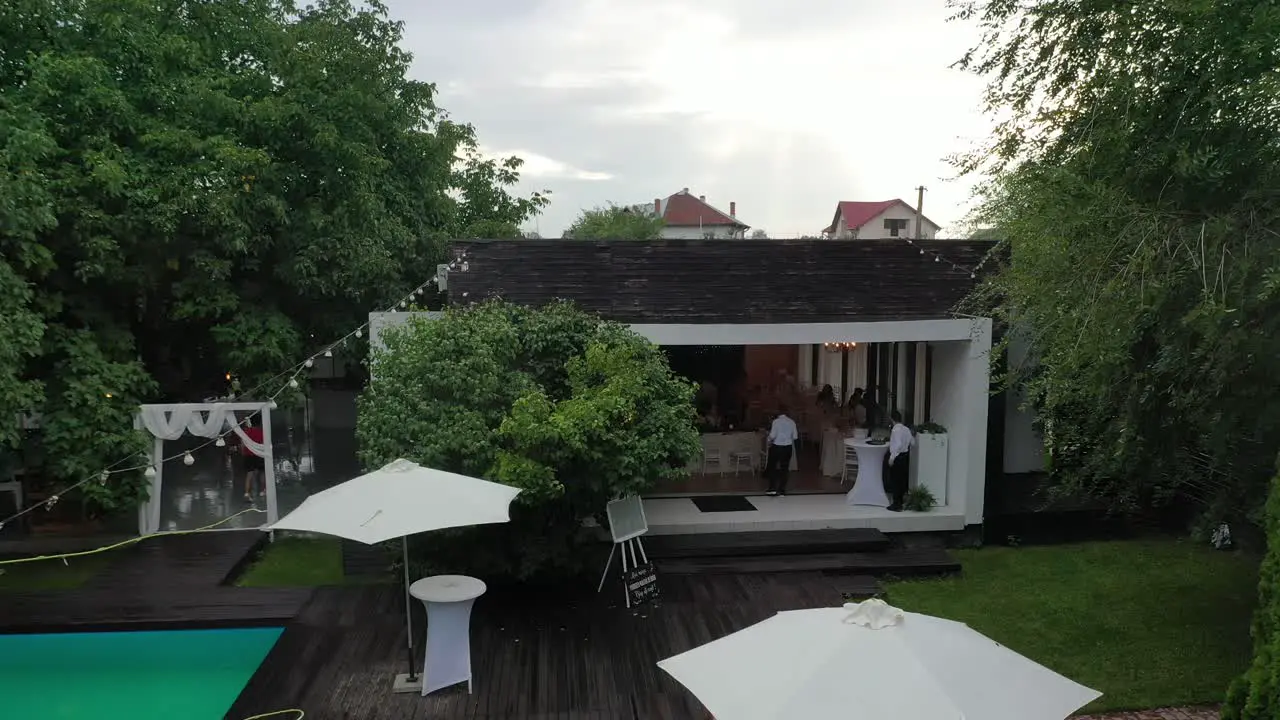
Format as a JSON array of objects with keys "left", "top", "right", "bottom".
[
  {"left": 823, "top": 199, "right": 940, "bottom": 235},
  {"left": 662, "top": 191, "right": 747, "bottom": 227}
]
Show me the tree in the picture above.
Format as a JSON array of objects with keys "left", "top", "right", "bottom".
[
  {"left": 563, "top": 204, "right": 665, "bottom": 240},
  {"left": 0, "top": 0, "right": 547, "bottom": 515},
  {"left": 750, "top": 229, "right": 769, "bottom": 239},
  {"left": 357, "top": 300, "right": 700, "bottom": 579},
  {"left": 953, "top": 0, "right": 1280, "bottom": 527}
]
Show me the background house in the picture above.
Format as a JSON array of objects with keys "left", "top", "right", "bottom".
[
  {"left": 650, "top": 189, "right": 749, "bottom": 239},
  {"left": 823, "top": 199, "right": 940, "bottom": 240}
]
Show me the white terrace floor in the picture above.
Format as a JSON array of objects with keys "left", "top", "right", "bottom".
[{"left": 642, "top": 493, "right": 966, "bottom": 535}]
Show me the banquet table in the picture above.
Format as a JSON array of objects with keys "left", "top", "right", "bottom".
[
  {"left": 844, "top": 440, "right": 890, "bottom": 507},
  {"left": 688, "top": 431, "right": 796, "bottom": 474},
  {"left": 410, "top": 575, "right": 487, "bottom": 696}
]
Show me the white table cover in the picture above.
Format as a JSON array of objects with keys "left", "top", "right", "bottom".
[
  {"left": 410, "top": 575, "right": 487, "bottom": 696},
  {"left": 845, "top": 441, "right": 890, "bottom": 507}
]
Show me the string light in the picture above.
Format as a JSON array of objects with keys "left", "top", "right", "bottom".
[
  {"left": 0, "top": 252, "right": 469, "bottom": 529},
  {"left": 823, "top": 342, "right": 858, "bottom": 352},
  {"left": 901, "top": 237, "right": 983, "bottom": 279}
]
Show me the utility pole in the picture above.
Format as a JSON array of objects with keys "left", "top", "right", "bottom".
[{"left": 914, "top": 186, "right": 926, "bottom": 240}]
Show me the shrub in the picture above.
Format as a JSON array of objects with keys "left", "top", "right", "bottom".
[
  {"left": 357, "top": 300, "right": 700, "bottom": 580},
  {"left": 1223, "top": 460, "right": 1280, "bottom": 720}
]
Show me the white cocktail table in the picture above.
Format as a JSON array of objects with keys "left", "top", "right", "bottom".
[
  {"left": 409, "top": 574, "right": 487, "bottom": 696},
  {"left": 844, "top": 440, "right": 890, "bottom": 508}
]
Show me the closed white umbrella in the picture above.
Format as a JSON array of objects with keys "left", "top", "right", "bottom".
[
  {"left": 658, "top": 599, "right": 1101, "bottom": 720},
  {"left": 267, "top": 459, "right": 520, "bottom": 690}
]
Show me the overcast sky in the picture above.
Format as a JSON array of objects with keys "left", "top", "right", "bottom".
[{"left": 387, "top": 0, "right": 991, "bottom": 237}]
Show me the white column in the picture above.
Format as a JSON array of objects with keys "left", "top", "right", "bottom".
[
  {"left": 913, "top": 341, "right": 928, "bottom": 423},
  {"left": 962, "top": 320, "right": 992, "bottom": 525},
  {"left": 147, "top": 435, "right": 164, "bottom": 535},
  {"left": 797, "top": 344, "right": 813, "bottom": 388},
  {"left": 262, "top": 404, "right": 278, "bottom": 526}
]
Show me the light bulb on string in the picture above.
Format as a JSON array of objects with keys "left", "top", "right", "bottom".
[
  {"left": 304, "top": 358, "right": 314, "bottom": 368},
  {"left": 100, "top": 471, "right": 110, "bottom": 485},
  {"left": 215, "top": 436, "right": 226, "bottom": 447},
  {"left": 268, "top": 400, "right": 278, "bottom": 410},
  {"left": 934, "top": 256, "right": 940, "bottom": 262},
  {"left": 289, "top": 377, "right": 299, "bottom": 388},
  {"left": 355, "top": 328, "right": 363, "bottom": 338},
  {"left": 45, "top": 495, "right": 59, "bottom": 510},
  {"left": 145, "top": 466, "right": 157, "bottom": 478},
  {"left": 183, "top": 452, "right": 195, "bottom": 466},
  {"left": 323, "top": 349, "right": 332, "bottom": 357}
]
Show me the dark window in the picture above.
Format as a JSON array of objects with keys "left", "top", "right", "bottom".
[{"left": 884, "top": 218, "right": 909, "bottom": 237}]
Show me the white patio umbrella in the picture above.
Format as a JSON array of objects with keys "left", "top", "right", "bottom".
[
  {"left": 267, "top": 458, "right": 520, "bottom": 689},
  {"left": 658, "top": 599, "right": 1101, "bottom": 720}
]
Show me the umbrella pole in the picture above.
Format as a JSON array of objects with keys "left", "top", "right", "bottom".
[{"left": 402, "top": 535, "right": 417, "bottom": 681}]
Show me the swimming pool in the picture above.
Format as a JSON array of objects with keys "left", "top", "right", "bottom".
[{"left": 0, "top": 627, "right": 282, "bottom": 720}]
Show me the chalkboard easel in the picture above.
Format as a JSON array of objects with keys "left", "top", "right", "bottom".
[{"left": 597, "top": 496, "right": 659, "bottom": 609}]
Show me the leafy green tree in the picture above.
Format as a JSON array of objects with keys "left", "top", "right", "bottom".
[
  {"left": 0, "top": 0, "right": 546, "bottom": 515},
  {"left": 953, "top": 0, "right": 1280, "bottom": 525},
  {"left": 563, "top": 204, "right": 665, "bottom": 240},
  {"left": 357, "top": 300, "right": 700, "bottom": 579}
]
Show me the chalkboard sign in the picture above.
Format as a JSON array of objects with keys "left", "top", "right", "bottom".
[
  {"left": 606, "top": 495, "right": 648, "bottom": 543},
  {"left": 624, "top": 562, "right": 660, "bottom": 607}
]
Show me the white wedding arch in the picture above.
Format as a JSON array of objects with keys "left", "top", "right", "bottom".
[{"left": 134, "top": 401, "right": 276, "bottom": 535}]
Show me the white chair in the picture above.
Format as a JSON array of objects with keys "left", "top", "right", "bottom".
[
  {"left": 729, "top": 451, "right": 754, "bottom": 476},
  {"left": 702, "top": 449, "right": 723, "bottom": 475},
  {"left": 841, "top": 445, "right": 860, "bottom": 487}
]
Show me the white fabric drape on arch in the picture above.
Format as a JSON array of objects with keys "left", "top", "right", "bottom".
[{"left": 137, "top": 404, "right": 268, "bottom": 458}]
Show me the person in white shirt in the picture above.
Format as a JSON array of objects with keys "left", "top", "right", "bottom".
[
  {"left": 766, "top": 405, "right": 799, "bottom": 496},
  {"left": 886, "top": 410, "right": 915, "bottom": 511}
]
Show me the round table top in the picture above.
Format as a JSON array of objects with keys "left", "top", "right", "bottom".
[
  {"left": 409, "top": 574, "right": 487, "bottom": 603},
  {"left": 844, "top": 439, "right": 890, "bottom": 451}
]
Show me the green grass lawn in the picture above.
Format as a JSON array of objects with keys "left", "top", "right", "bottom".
[
  {"left": 0, "top": 552, "right": 114, "bottom": 592},
  {"left": 886, "top": 539, "right": 1261, "bottom": 713},
  {"left": 236, "top": 536, "right": 354, "bottom": 587}
]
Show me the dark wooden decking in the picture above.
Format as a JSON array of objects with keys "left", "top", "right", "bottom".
[
  {"left": 228, "top": 572, "right": 865, "bottom": 720},
  {"left": 0, "top": 531, "right": 311, "bottom": 633}
]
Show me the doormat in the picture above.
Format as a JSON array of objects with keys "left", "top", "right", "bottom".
[{"left": 691, "top": 496, "right": 757, "bottom": 513}]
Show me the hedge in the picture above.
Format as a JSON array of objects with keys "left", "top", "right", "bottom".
[{"left": 1223, "top": 463, "right": 1280, "bottom": 720}]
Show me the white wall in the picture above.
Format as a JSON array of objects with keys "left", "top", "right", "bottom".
[
  {"left": 660, "top": 225, "right": 746, "bottom": 239},
  {"left": 927, "top": 321, "right": 991, "bottom": 525}
]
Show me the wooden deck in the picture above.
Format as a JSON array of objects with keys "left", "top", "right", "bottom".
[
  {"left": 0, "top": 531, "right": 311, "bottom": 633},
  {"left": 228, "top": 572, "right": 863, "bottom": 720}
]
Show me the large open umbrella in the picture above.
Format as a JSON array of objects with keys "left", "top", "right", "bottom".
[
  {"left": 267, "top": 458, "right": 520, "bottom": 691},
  {"left": 658, "top": 599, "right": 1101, "bottom": 720}
]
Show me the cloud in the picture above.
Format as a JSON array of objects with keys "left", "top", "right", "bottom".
[
  {"left": 386, "top": 0, "right": 993, "bottom": 236},
  {"left": 483, "top": 147, "right": 613, "bottom": 182}
]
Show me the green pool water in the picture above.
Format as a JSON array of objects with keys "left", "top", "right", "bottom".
[{"left": 0, "top": 627, "right": 282, "bottom": 720}]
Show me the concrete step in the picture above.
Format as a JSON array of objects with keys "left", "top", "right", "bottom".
[{"left": 643, "top": 528, "right": 890, "bottom": 559}]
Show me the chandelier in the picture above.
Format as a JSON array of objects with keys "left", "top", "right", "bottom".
[{"left": 823, "top": 341, "right": 857, "bottom": 352}]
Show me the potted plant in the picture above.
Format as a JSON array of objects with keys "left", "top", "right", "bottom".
[
  {"left": 902, "top": 486, "right": 938, "bottom": 513},
  {"left": 911, "top": 422, "right": 948, "bottom": 505}
]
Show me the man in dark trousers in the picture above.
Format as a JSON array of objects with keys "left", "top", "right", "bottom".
[
  {"left": 886, "top": 410, "right": 914, "bottom": 511},
  {"left": 765, "top": 405, "right": 799, "bottom": 496}
]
